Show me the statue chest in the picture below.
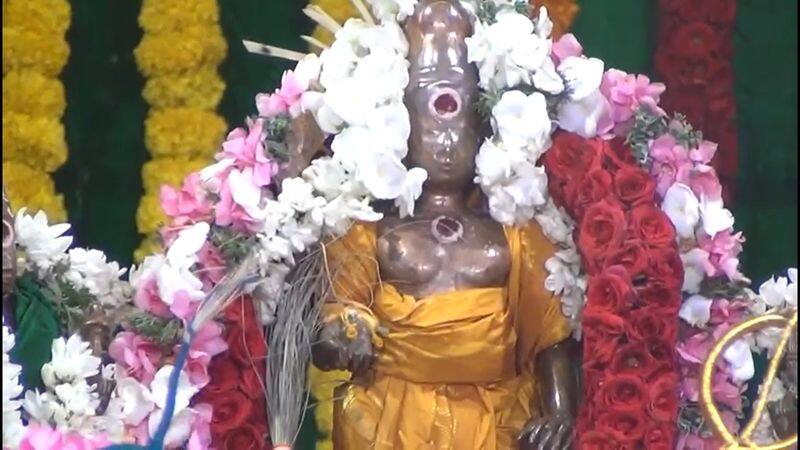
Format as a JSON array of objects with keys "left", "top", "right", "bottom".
[{"left": 376, "top": 216, "right": 511, "bottom": 299}]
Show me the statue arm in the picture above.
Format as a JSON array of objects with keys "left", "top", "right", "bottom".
[{"left": 535, "top": 339, "right": 580, "bottom": 418}]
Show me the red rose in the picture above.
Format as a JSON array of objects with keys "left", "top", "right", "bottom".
[
  {"left": 644, "top": 247, "right": 684, "bottom": 290},
  {"left": 644, "top": 423, "right": 675, "bottom": 450},
  {"left": 567, "top": 169, "right": 614, "bottom": 220},
  {"left": 629, "top": 205, "right": 676, "bottom": 248},
  {"left": 599, "top": 374, "right": 648, "bottom": 412},
  {"left": 613, "top": 167, "right": 656, "bottom": 206},
  {"left": 221, "top": 423, "right": 267, "bottom": 450},
  {"left": 597, "top": 408, "right": 646, "bottom": 442},
  {"left": 603, "top": 138, "right": 638, "bottom": 171},
  {"left": 628, "top": 306, "right": 678, "bottom": 343},
  {"left": 611, "top": 342, "right": 656, "bottom": 379},
  {"left": 645, "top": 337, "right": 675, "bottom": 365},
  {"left": 578, "top": 200, "right": 627, "bottom": 274},
  {"left": 586, "top": 266, "right": 634, "bottom": 313},
  {"left": 544, "top": 132, "right": 603, "bottom": 182},
  {"left": 636, "top": 278, "right": 682, "bottom": 308},
  {"left": 228, "top": 317, "right": 267, "bottom": 366},
  {"left": 240, "top": 363, "right": 266, "bottom": 399},
  {"left": 205, "top": 356, "right": 241, "bottom": 395},
  {"left": 201, "top": 390, "right": 253, "bottom": 435},
  {"left": 607, "top": 240, "right": 649, "bottom": 277},
  {"left": 582, "top": 367, "right": 606, "bottom": 410},
  {"left": 582, "top": 311, "right": 626, "bottom": 367},
  {"left": 648, "top": 376, "right": 679, "bottom": 422},
  {"left": 671, "top": 22, "right": 721, "bottom": 58},
  {"left": 579, "top": 430, "right": 634, "bottom": 450}
]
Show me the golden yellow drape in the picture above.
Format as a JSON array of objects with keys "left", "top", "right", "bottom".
[{"left": 318, "top": 222, "right": 569, "bottom": 449}]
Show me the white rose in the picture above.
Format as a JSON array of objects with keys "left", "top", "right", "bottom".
[
  {"left": 558, "top": 56, "right": 604, "bottom": 101},
  {"left": 556, "top": 90, "right": 610, "bottom": 139},
  {"left": 679, "top": 295, "right": 713, "bottom": 327}
]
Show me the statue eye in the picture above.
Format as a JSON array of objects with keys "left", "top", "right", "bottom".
[{"left": 429, "top": 88, "right": 461, "bottom": 118}]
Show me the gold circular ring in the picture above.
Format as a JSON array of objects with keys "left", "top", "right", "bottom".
[{"left": 700, "top": 311, "right": 797, "bottom": 450}]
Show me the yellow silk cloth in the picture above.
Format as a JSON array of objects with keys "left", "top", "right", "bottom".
[{"left": 322, "top": 222, "right": 570, "bottom": 450}]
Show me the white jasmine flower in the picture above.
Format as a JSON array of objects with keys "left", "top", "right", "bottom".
[
  {"left": 53, "top": 380, "right": 97, "bottom": 417},
  {"left": 14, "top": 209, "right": 72, "bottom": 273},
  {"left": 681, "top": 248, "right": 710, "bottom": 294},
  {"left": 293, "top": 53, "right": 322, "bottom": 89},
  {"left": 279, "top": 216, "right": 321, "bottom": 253},
  {"left": 64, "top": 248, "right": 128, "bottom": 306},
  {"left": 365, "top": 103, "right": 411, "bottom": 158},
  {"left": 3, "top": 323, "right": 25, "bottom": 448},
  {"left": 366, "top": 0, "right": 418, "bottom": 22},
  {"left": 722, "top": 339, "right": 755, "bottom": 382},
  {"left": 475, "top": 140, "right": 513, "bottom": 186},
  {"left": 395, "top": 167, "right": 427, "bottom": 218},
  {"left": 531, "top": 58, "right": 564, "bottom": 94},
  {"left": 534, "top": 202, "right": 574, "bottom": 244},
  {"left": 679, "top": 295, "right": 713, "bottom": 327},
  {"left": 278, "top": 178, "right": 326, "bottom": 213},
  {"left": 759, "top": 275, "right": 790, "bottom": 308},
  {"left": 787, "top": 268, "right": 797, "bottom": 306},
  {"left": 147, "top": 408, "right": 196, "bottom": 449},
  {"left": 661, "top": 183, "right": 701, "bottom": 239},
  {"left": 556, "top": 90, "right": 610, "bottom": 138},
  {"left": 492, "top": 90, "right": 551, "bottom": 153},
  {"left": 360, "top": 151, "right": 407, "bottom": 199},
  {"left": 303, "top": 157, "right": 350, "bottom": 199},
  {"left": 150, "top": 366, "right": 197, "bottom": 413},
  {"left": 699, "top": 196, "right": 735, "bottom": 236},
  {"left": 558, "top": 56, "right": 604, "bottom": 101},
  {"left": 107, "top": 377, "right": 155, "bottom": 426},
  {"left": 227, "top": 168, "right": 264, "bottom": 220}
]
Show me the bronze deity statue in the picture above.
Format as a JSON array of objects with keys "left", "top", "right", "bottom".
[{"left": 310, "top": 1, "right": 580, "bottom": 448}]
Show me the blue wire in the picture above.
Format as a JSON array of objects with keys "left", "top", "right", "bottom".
[{"left": 104, "top": 326, "right": 195, "bottom": 450}]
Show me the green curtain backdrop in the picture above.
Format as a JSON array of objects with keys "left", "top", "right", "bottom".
[{"left": 49, "top": 0, "right": 795, "bottom": 448}]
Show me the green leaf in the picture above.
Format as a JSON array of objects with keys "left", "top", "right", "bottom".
[{"left": 10, "top": 275, "right": 61, "bottom": 391}]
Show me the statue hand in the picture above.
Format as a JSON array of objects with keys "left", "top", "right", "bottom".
[
  {"left": 518, "top": 413, "right": 574, "bottom": 450},
  {"left": 312, "top": 316, "right": 375, "bottom": 377}
]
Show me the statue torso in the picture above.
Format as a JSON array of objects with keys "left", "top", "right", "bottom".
[{"left": 377, "top": 213, "right": 510, "bottom": 299}]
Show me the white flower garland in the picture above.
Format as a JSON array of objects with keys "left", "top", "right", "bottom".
[
  {"left": 15, "top": 209, "right": 132, "bottom": 308},
  {"left": 3, "top": 321, "right": 25, "bottom": 448},
  {"left": 22, "top": 335, "right": 124, "bottom": 441}
]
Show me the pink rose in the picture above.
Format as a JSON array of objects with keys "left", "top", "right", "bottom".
[
  {"left": 220, "top": 119, "right": 279, "bottom": 187},
  {"left": 134, "top": 275, "right": 172, "bottom": 319},
  {"left": 551, "top": 33, "right": 583, "bottom": 65},
  {"left": 688, "top": 164, "right": 723, "bottom": 202},
  {"left": 256, "top": 71, "right": 305, "bottom": 118},
  {"left": 698, "top": 229, "right": 744, "bottom": 280},
  {"left": 177, "top": 322, "right": 228, "bottom": 386},
  {"left": 109, "top": 332, "right": 164, "bottom": 384},
  {"left": 187, "top": 403, "right": 214, "bottom": 450},
  {"left": 19, "top": 424, "right": 110, "bottom": 450},
  {"left": 196, "top": 243, "right": 226, "bottom": 289},
  {"left": 214, "top": 170, "right": 263, "bottom": 233},
  {"left": 160, "top": 172, "right": 213, "bottom": 224},
  {"left": 648, "top": 134, "right": 693, "bottom": 197},
  {"left": 600, "top": 68, "right": 666, "bottom": 133},
  {"left": 689, "top": 140, "right": 718, "bottom": 165}
]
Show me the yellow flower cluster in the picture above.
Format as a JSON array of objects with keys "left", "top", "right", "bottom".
[
  {"left": 308, "top": 365, "right": 350, "bottom": 450},
  {"left": 134, "top": 0, "right": 227, "bottom": 257},
  {"left": 2, "top": 0, "right": 70, "bottom": 220}
]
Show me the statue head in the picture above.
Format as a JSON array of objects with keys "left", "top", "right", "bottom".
[{"left": 403, "top": 0, "right": 482, "bottom": 191}]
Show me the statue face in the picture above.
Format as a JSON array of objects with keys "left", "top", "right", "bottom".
[{"left": 403, "top": 0, "right": 482, "bottom": 189}]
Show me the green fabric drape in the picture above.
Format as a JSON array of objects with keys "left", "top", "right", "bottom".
[
  {"left": 11, "top": 275, "right": 60, "bottom": 391},
  {"left": 55, "top": 0, "right": 147, "bottom": 269},
  {"left": 734, "top": 0, "right": 798, "bottom": 283}
]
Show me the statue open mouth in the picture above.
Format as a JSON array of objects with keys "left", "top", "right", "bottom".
[{"left": 429, "top": 87, "right": 461, "bottom": 119}]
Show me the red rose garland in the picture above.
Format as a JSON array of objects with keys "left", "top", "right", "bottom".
[
  {"left": 198, "top": 296, "right": 271, "bottom": 449},
  {"left": 654, "top": 0, "right": 738, "bottom": 203},
  {"left": 542, "top": 133, "right": 683, "bottom": 449}
]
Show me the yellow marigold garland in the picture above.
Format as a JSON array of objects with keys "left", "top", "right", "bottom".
[
  {"left": 304, "top": 1, "right": 579, "bottom": 447},
  {"left": 133, "top": 0, "right": 227, "bottom": 261},
  {"left": 2, "top": 0, "right": 70, "bottom": 220}
]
